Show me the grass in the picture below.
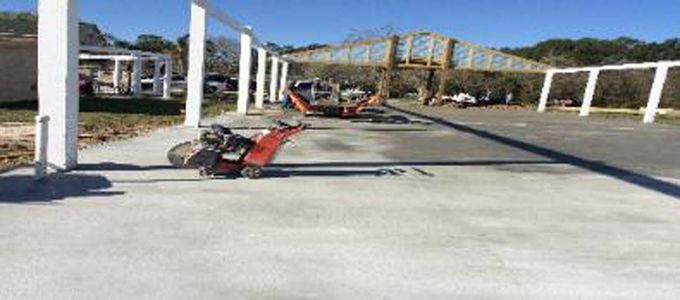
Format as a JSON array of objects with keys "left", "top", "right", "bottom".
[{"left": 0, "top": 96, "right": 236, "bottom": 172}]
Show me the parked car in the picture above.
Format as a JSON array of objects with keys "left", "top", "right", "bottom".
[
  {"left": 170, "top": 74, "right": 187, "bottom": 95},
  {"left": 79, "top": 74, "right": 95, "bottom": 95},
  {"left": 204, "top": 74, "right": 230, "bottom": 94}
]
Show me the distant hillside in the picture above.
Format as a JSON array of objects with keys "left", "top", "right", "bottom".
[{"left": 503, "top": 37, "right": 680, "bottom": 67}]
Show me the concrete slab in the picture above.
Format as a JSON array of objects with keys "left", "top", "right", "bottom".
[{"left": 1, "top": 105, "right": 679, "bottom": 299}]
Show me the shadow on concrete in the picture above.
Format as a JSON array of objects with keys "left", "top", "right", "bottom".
[
  {"left": 199, "top": 125, "right": 340, "bottom": 131},
  {"left": 263, "top": 168, "right": 407, "bottom": 178},
  {"left": 351, "top": 114, "right": 432, "bottom": 125},
  {"left": 77, "top": 163, "right": 176, "bottom": 171},
  {"left": 271, "top": 160, "right": 562, "bottom": 169},
  {"left": 386, "top": 104, "right": 680, "bottom": 199},
  {"left": 0, "top": 173, "right": 123, "bottom": 203}
]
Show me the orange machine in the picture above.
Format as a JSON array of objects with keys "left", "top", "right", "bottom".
[{"left": 287, "top": 90, "right": 381, "bottom": 118}]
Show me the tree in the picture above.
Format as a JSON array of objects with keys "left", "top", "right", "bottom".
[{"left": 135, "top": 34, "right": 175, "bottom": 53}]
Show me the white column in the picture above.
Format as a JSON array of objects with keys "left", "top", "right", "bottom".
[
  {"left": 255, "top": 47, "right": 267, "bottom": 109},
  {"left": 279, "top": 61, "right": 289, "bottom": 99},
  {"left": 163, "top": 57, "right": 173, "bottom": 100},
  {"left": 269, "top": 56, "right": 279, "bottom": 102},
  {"left": 185, "top": 0, "right": 207, "bottom": 127},
  {"left": 237, "top": 27, "right": 253, "bottom": 115},
  {"left": 579, "top": 69, "right": 600, "bottom": 117},
  {"left": 113, "top": 58, "right": 122, "bottom": 93},
  {"left": 643, "top": 64, "right": 670, "bottom": 124},
  {"left": 38, "top": 0, "right": 79, "bottom": 170},
  {"left": 537, "top": 70, "right": 554, "bottom": 112},
  {"left": 131, "top": 56, "right": 142, "bottom": 96},
  {"left": 153, "top": 58, "right": 162, "bottom": 95}
]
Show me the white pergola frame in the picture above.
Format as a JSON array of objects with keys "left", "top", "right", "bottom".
[
  {"left": 79, "top": 46, "right": 173, "bottom": 99},
  {"left": 185, "top": 0, "right": 289, "bottom": 126},
  {"left": 537, "top": 61, "right": 680, "bottom": 124},
  {"left": 37, "top": 0, "right": 289, "bottom": 171}
]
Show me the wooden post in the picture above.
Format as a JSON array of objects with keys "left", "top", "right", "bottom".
[
  {"left": 436, "top": 38, "right": 455, "bottom": 105},
  {"left": 378, "top": 35, "right": 399, "bottom": 101}
]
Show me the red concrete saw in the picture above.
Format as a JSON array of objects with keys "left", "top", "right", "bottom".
[{"left": 168, "top": 121, "right": 307, "bottom": 178}]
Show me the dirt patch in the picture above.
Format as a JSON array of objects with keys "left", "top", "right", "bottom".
[{"left": 0, "top": 98, "right": 235, "bottom": 173}]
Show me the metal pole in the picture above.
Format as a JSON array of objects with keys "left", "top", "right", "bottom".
[{"left": 34, "top": 115, "right": 50, "bottom": 180}]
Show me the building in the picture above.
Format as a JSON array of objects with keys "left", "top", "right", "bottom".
[{"left": 0, "top": 14, "right": 106, "bottom": 103}]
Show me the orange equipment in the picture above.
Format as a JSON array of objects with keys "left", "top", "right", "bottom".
[{"left": 287, "top": 90, "right": 382, "bottom": 118}]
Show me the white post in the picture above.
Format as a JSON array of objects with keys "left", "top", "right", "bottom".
[
  {"left": 153, "top": 58, "right": 162, "bottom": 95},
  {"left": 537, "top": 70, "right": 554, "bottom": 112},
  {"left": 131, "top": 56, "right": 142, "bottom": 96},
  {"left": 34, "top": 115, "right": 50, "bottom": 180},
  {"left": 38, "top": 0, "right": 79, "bottom": 170},
  {"left": 185, "top": 0, "right": 207, "bottom": 127},
  {"left": 269, "top": 56, "right": 280, "bottom": 102},
  {"left": 163, "top": 57, "right": 173, "bottom": 100},
  {"left": 579, "top": 69, "right": 600, "bottom": 117},
  {"left": 255, "top": 47, "right": 267, "bottom": 109},
  {"left": 643, "top": 64, "right": 670, "bottom": 124},
  {"left": 237, "top": 27, "right": 253, "bottom": 115},
  {"left": 113, "top": 58, "right": 122, "bottom": 93},
  {"left": 279, "top": 61, "right": 289, "bottom": 99}
]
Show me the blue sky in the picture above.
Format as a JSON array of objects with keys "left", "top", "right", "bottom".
[{"left": 1, "top": 0, "right": 678, "bottom": 48}]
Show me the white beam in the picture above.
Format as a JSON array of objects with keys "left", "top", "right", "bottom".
[
  {"left": 279, "top": 61, "right": 289, "bottom": 99},
  {"left": 163, "top": 58, "right": 173, "bottom": 100},
  {"left": 131, "top": 55, "right": 142, "bottom": 96},
  {"left": 269, "top": 56, "right": 280, "bottom": 102},
  {"left": 552, "top": 61, "right": 680, "bottom": 74},
  {"left": 153, "top": 59, "right": 162, "bottom": 95},
  {"left": 237, "top": 27, "right": 253, "bottom": 115},
  {"left": 38, "top": 0, "right": 79, "bottom": 170},
  {"left": 579, "top": 69, "right": 600, "bottom": 117},
  {"left": 185, "top": 0, "right": 207, "bottom": 127},
  {"left": 643, "top": 64, "right": 670, "bottom": 124},
  {"left": 537, "top": 70, "right": 554, "bottom": 112},
  {"left": 79, "top": 54, "right": 134, "bottom": 61},
  {"left": 113, "top": 58, "right": 122, "bottom": 94},
  {"left": 255, "top": 47, "right": 267, "bottom": 109}
]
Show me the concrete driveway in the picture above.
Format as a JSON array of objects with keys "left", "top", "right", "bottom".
[{"left": 1, "top": 104, "right": 679, "bottom": 299}]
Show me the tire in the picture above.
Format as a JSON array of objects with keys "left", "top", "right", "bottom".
[
  {"left": 240, "top": 165, "right": 263, "bottom": 179},
  {"left": 167, "top": 141, "right": 194, "bottom": 168}
]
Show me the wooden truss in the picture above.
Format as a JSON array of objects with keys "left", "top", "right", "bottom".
[
  {"left": 284, "top": 31, "right": 551, "bottom": 102},
  {"left": 284, "top": 31, "right": 550, "bottom": 73}
]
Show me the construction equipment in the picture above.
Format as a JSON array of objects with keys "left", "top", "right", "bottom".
[
  {"left": 287, "top": 89, "right": 382, "bottom": 118},
  {"left": 168, "top": 121, "right": 307, "bottom": 178}
]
